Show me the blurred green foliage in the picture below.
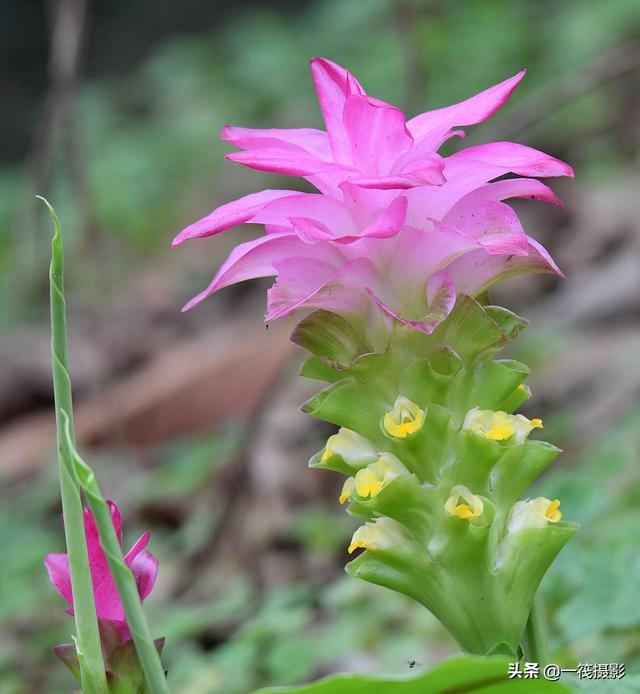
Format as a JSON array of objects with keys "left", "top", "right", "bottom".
[{"left": 539, "top": 412, "right": 640, "bottom": 669}]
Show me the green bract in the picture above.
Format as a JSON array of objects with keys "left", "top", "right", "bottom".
[{"left": 297, "top": 297, "right": 578, "bottom": 656}]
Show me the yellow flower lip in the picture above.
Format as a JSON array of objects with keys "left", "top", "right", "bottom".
[
  {"left": 486, "top": 423, "right": 514, "bottom": 441},
  {"left": 321, "top": 428, "right": 378, "bottom": 468},
  {"left": 444, "top": 485, "right": 484, "bottom": 520},
  {"left": 507, "top": 496, "right": 563, "bottom": 533},
  {"left": 453, "top": 503, "right": 474, "bottom": 519},
  {"left": 382, "top": 396, "right": 425, "bottom": 439},
  {"left": 348, "top": 539, "right": 365, "bottom": 554},
  {"left": 354, "top": 468, "right": 385, "bottom": 498},
  {"left": 463, "top": 407, "right": 543, "bottom": 444},
  {"left": 544, "top": 498, "right": 562, "bottom": 523},
  {"left": 339, "top": 477, "right": 355, "bottom": 504},
  {"left": 348, "top": 517, "right": 407, "bottom": 554},
  {"left": 338, "top": 453, "right": 409, "bottom": 505}
]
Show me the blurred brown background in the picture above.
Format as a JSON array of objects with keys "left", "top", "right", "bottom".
[{"left": 1, "top": 1, "right": 639, "bottom": 692}]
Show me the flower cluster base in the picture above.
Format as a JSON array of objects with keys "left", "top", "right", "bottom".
[{"left": 297, "top": 296, "right": 577, "bottom": 656}]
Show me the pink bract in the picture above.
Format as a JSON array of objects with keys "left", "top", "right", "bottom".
[
  {"left": 45, "top": 500, "right": 158, "bottom": 642},
  {"left": 175, "top": 58, "right": 572, "bottom": 338}
]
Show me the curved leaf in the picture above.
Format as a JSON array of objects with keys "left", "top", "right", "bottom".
[{"left": 253, "top": 655, "right": 572, "bottom": 693}]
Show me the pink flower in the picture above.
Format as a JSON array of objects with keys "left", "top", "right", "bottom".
[
  {"left": 45, "top": 501, "right": 158, "bottom": 642},
  {"left": 174, "top": 58, "right": 572, "bottom": 336}
]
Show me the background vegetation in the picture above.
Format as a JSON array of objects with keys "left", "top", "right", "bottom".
[{"left": 1, "top": 1, "right": 639, "bottom": 692}]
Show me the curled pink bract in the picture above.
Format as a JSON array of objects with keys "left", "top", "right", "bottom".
[{"left": 175, "top": 58, "right": 572, "bottom": 338}]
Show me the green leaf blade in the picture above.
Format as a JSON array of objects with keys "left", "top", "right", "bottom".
[{"left": 252, "top": 655, "right": 572, "bottom": 693}]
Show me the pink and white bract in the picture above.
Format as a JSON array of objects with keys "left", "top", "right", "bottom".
[
  {"left": 174, "top": 58, "right": 572, "bottom": 340},
  {"left": 45, "top": 501, "right": 158, "bottom": 642}
]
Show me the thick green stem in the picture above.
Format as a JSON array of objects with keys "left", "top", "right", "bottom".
[
  {"left": 62, "top": 413, "right": 170, "bottom": 694},
  {"left": 44, "top": 197, "right": 108, "bottom": 694},
  {"left": 525, "top": 596, "right": 548, "bottom": 666}
]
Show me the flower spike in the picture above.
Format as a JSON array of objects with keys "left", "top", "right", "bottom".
[{"left": 175, "top": 60, "right": 577, "bottom": 659}]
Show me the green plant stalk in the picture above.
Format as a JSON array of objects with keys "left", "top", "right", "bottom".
[
  {"left": 525, "top": 597, "right": 548, "bottom": 666},
  {"left": 43, "top": 197, "right": 169, "bottom": 694},
  {"left": 44, "top": 197, "right": 109, "bottom": 694},
  {"left": 61, "top": 411, "right": 170, "bottom": 694}
]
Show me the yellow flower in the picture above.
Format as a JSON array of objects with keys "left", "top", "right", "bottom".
[
  {"left": 348, "top": 517, "right": 408, "bottom": 554},
  {"left": 545, "top": 498, "right": 562, "bottom": 522},
  {"left": 339, "top": 477, "right": 355, "bottom": 504},
  {"left": 463, "top": 407, "right": 543, "bottom": 444},
  {"left": 444, "top": 485, "right": 484, "bottom": 520},
  {"left": 382, "top": 396, "right": 426, "bottom": 439},
  {"left": 507, "top": 497, "right": 562, "bottom": 533},
  {"left": 322, "top": 428, "right": 378, "bottom": 468},
  {"left": 339, "top": 453, "right": 409, "bottom": 504}
]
